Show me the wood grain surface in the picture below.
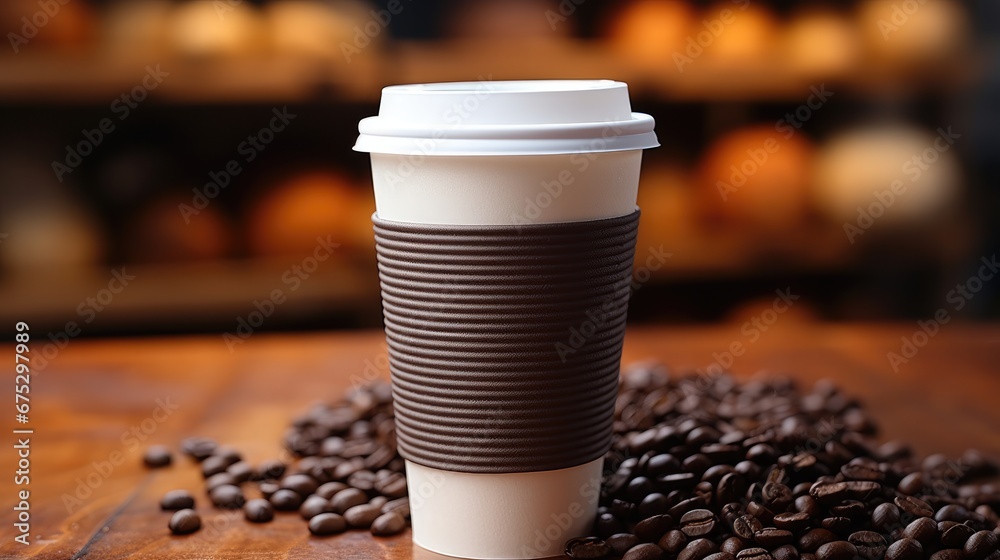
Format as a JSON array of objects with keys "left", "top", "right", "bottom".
[{"left": 2, "top": 324, "right": 998, "bottom": 559}]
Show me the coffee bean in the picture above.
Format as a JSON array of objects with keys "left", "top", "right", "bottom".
[
  {"left": 762, "top": 483, "right": 793, "bottom": 509},
  {"left": 214, "top": 447, "right": 241, "bottom": 466},
  {"left": 901, "top": 517, "right": 938, "bottom": 546},
  {"left": 609, "top": 533, "right": 641, "bottom": 556},
  {"left": 680, "top": 510, "right": 717, "bottom": 538},
  {"left": 374, "top": 472, "right": 407, "bottom": 498},
  {"left": 810, "top": 482, "right": 849, "bottom": 505},
  {"left": 848, "top": 531, "right": 887, "bottom": 560},
  {"left": 704, "top": 554, "right": 735, "bottom": 560},
  {"left": 872, "top": 502, "right": 901, "bottom": 532},
  {"left": 254, "top": 459, "right": 286, "bottom": 480},
  {"left": 671, "top": 497, "right": 710, "bottom": 520},
  {"left": 966, "top": 531, "right": 1000, "bottom": 560},
  {"left": 244, "top": 498, "right": 274, "bottom": 523},
  {"left": 843, "top": 481, "right": 881, "bottom": 500},
  {"left": 281, "top": 474, "right": 319, "bottom": 497},
  {"left": 754, "top": 528, "right": 793, "bottom": 548},
  {"left": 635, "top": 514, "right": 675, "bottom": 542},
  {"left": 647, "top": 454, "right": 682, "bottom": 476},
  {"left": 720, "top": 537, "right": 743, "bottom": 555},
  {"left": 299, "top": 496, "right": 334, "bottom": 520},
  {"left": 180, "top": 437, "right": 216, "bottom": 461},
  {"left": 885, "top": 538, "right": 923, "bottom": 560},
  {"left": 371, "top": 511, "right": 407, "bottom": 537},
  {"left": 160, "top": 490, "right": 194, "bottom": 510},
  {"left": 205, "top": 472, "right": 236, "bottom": 492},
  {"left": 623, "top": 543, "right": 665, "bottom": 560},
  {"left": 201, "top": 456, "right": 230, "bottom": 478},
  {"left": 315, "top": 482, "right": 348, "bottom": 500},
  {"left": 659, "top": 473, "right": 698, "bottom": 491},
  {"left": 815, "top": 541, "right": 857, "bottom": 560},
  {"left": 677, "top": 538, "right": 718, "bottom": 560},
  {"left": 895, "top": 495, "right": 934, "bottom": 518},
  {"left": 799, "top": 528, "right": 838, "bottom": 552},
  {"left": 258, "top": 481, "right": 279, "bottom": 499},
  {"left": 209, "top": 484, "right": 245, "bottom": 509},
  {"left": 629, "top": 477, "right": 655, "bottom": 501},
  {"left": 732, "top": 515, "right": 763, "bottom": 541},
  {"left": 840, "top": 463, "right": 884, "bottom": 482},
  {"left": 717, "top": 473, "right": 747, "bottom": 505},
  {"left": 143, "top": 445, "right": 172, "bottom": 468},
  {"left": 820, "top": 516, "right": 852, "bottom": 534},
  {"left": 898, "top": 472, "right": 924, "bottom": 495},
  {"left": 658, "top": 530, "right": 687, "bottom": 554},
  {"left": 772, "top": 545, "right": 799, "bottom": 560},
  {"left": 746, "top": 502, "right": 774, "bottom": 525},
  {"left": 344, "top": 503, "right": 381, "bottom": 528},
  {"left": 929, "top": 550, "right": 966, "bottom": 560},
  {"left": 795, "top": 495, "right": 817, "bottom": 516},
  {"left": 736, "top": 548, "right": 773, "bottom": 560},
  {"left": 568, "top": 536, "right": 611, "bottom": 559},
  {"left": 597, "top": 513, "right": 626, "bottom": 539},
  {"left": 270, "top": 489, "right": 304, "bottom": 511},
  {"left": 222, "top": 461, "right": 251, "bottom": 484},
  {"left": 168, "top": 509, "right": 201, "bottom": 535},
  {"left": 639, "top": 494, "right": 671, "bottom": 518},
  {"left": 773, "top": 512, "right": 811, "bottom": 532},
  {"left": 940, "top": 522, "right": 975, "bottom": 548},
  {"left": 308, "top": 512, "right": 346, "bottom": 536}
]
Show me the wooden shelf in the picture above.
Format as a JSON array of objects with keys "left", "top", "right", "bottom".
[{"left": 0, "top": 40, "right": 973, "bottom": 104}]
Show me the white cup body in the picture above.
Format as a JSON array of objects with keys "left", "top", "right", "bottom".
[{"left": 357, "top": 80, "right": 656, "bottom": 559}]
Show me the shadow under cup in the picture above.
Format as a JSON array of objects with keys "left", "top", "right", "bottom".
[{"left": 355, "top": 80, "right": 658, "bottom": 559}]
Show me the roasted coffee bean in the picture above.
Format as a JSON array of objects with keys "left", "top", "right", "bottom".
[
  {"left": 795, "top": 495, "right": 817, "bottom": 516},
  {"left": 815, "top": 541, "right": 857, "bottom": 560},
  {"left": 901, "top": 517, "right": 938, "bottom": 545},
  {"left": 843, "top": 480, "right": 881, "bottom": 500},
  {"left": 717, "top": 473, "right": 747, "bottom": 505},
  {"left": 201, "top": 456, "right": 230, "bottom": 478},
  {"left": 771, "top": 545, "right": 799, "bottom": 560},
  {"left": 370, "top": 511, "right": 406, "bottom": 537},
  {"left": 872, "top": 502, "right": 901, "bottom": 532},
  {"left": 381, "top": 497, "right": 410, "bottom": 518},
  {"left": 677, "top": 538, "right": 718, "bottom": 560},
  {"left": 254, "top": 459, "right": 286, "bottom": 480},
  {"left": 270, "top": 489, "right": 304, "bottom": 511},
  {"left": 299, "top": 496, "right": 334, "bottom": 520},
  {"left": 209, "top": 484, "right": 245, "bottom": 509},
  {"left": 754, "top": 528, "right": 793, "bottom": 548},
  {"left": 611, "top": 499, "right": 636, "bottom": 519},
  {"left": 629, "top": 477, "right": 655, "bottom": 501},
  {"left": 773, "top": 512, "right": 811, "bottom": 532},
  {"left": 160, "top": 490, "right": 194, "bottom": 510},
  {"left": 658, "top": 530, "right": 687, "bottom": 553},
  {"left": 143, "top": 445, "right": 173, "bottom": 468},
  {"left": 799, "top": 528, "right": 838, "bottom": 552},
  {"left": 647, "top": 454, "right": 682, "bottom": 476},
  {"left": 635, "top": 514, "right": 674, "bottom": 542},
  {"left": 820, "top": 516, "right": 852, "bottom": 534},
  {"left": 659, "top": 473, "right": 698, "bottom": 491},
  {"left": 568, "top": 536, "right": 611, "bottom": 559},
  {"left": 227, "top": 461, "right": 253, "bottom": 483},
  {"left": 704, "top": 553, "right": 735, "bottom": 560},
  {"left": 732, "top": 515, "right": 763, "bottom": 541},
  {"left": 702, "top": 465, "right": 736, "bottom": 484},
  {"left": 168, "top": 509, "right": 201, "bottom": 535},
  {"left": 597, "top": 512, "right": 627, "bottom": 539},
  {"left": 898, "top": 472, "right": 924, "bottom": 495},
  {"left": 332, "top": 488, "right": 368, "bottom": 514},
  {"left": 848, "top": 531, "right": 887, "bottom": 560},
  {"left": 609, "top": 533, "right": 641, "bottom": 556},
  {"left": 374, "top": 472, "right": 407, "bottom": 498},
  {"left": 680, "top": 510, "right": 716, "bottom": 538},
  {"left": 929, "top": 550, "right": 966, "bottom": 560},
  {"left": 762, "top": 483, "right": 793, "bottom": 509},
  {"left": 720, "top": 537, "right": 743, "bottom": 555},
  {"left": 940, "top": 522, "right": 975, "bottom": 548},
  {"left": 670, "top": 497, "right": 709, "bottom": 520},
  {"left": 745, "top": 502, "right": 774, "bottom": 525},
  {"left": 205, "top": 472, "right": 236, "bottom": 492},
  {"left": 244, "top": 498, "right": 274, "bottom": 523},
  {"left": 181, "top": 437, "right": 216, "bottom": 461},
  {"left": 639, "top": 494, "right": 671, "bottom": 518},
  {"left": 308, "top": 512, "right": 347, "bottom": 536},
  {"left": 344, "top": 503, "right": 381, "bottom": 528},
  {"left": 965, "top": 531, "right": 999, "bottom": 560},
  {"left": 810, "top": 482, "right": 849, "bottom": 505},
  {"left": 281, "top": 474, "right": 319, "bottom": 497},
  {"left": 840, "top": 462, "right": 884, "bottom": 482},
  {"left": 623, "top": 543, "right": 665, "bottom": 560},
  {"left": 736, "top": 548, "right": 773, "bottom": 560},
  {"left": 258, "top": 481, "right": 279, "bottom": 499},
  {"left": 347, "top": 469, "right": 377, "bottom": 492},
  {"left": 747, "top": 444, "right": 778, "bottom": 465},
  {"left": 214, "top": 447, "right": 241, "bottom": 466},
  {"left": 895, "top": 495, "right": 935, "bottom": 518},
  {"left": 885, "top": 538, "right": 923, "bottom": 560},
  {"left": 315, "top": 482, "right": 348, "bottom": 500}
]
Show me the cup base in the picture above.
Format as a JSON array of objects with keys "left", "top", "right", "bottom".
[{"left": 406, "top": 459, "right": 603, "bottom": 559}]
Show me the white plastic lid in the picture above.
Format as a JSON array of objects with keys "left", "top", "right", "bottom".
[{"left": 354, "top": 80, "right": 658, "bottom": 156}]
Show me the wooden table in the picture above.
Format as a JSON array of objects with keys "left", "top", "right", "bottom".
[{"left": 4, "top": 324, "right": 999, "bottom": 559}]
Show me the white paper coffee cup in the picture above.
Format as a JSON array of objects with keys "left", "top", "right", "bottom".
[{"left": 355, "top": 80, "right": 657, "bottom": 559}]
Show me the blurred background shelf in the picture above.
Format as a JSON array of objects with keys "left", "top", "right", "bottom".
[{"left": 1, "top": 0, "right": 998, "bottom": 335}]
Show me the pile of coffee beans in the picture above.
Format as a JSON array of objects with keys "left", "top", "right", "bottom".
[
  {"left": 565, "top": 364, "right": 1000, "bottom": 560},
  {"left": 150, "top": 364, "right": 1000, "bottom": 560},
  {"left": 154, "top": 382, "right": 409, "bottom": 538}
]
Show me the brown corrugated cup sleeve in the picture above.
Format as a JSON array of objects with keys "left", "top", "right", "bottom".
[{"left": 372, "top": 210, "right": 640, "bottom": 474}]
